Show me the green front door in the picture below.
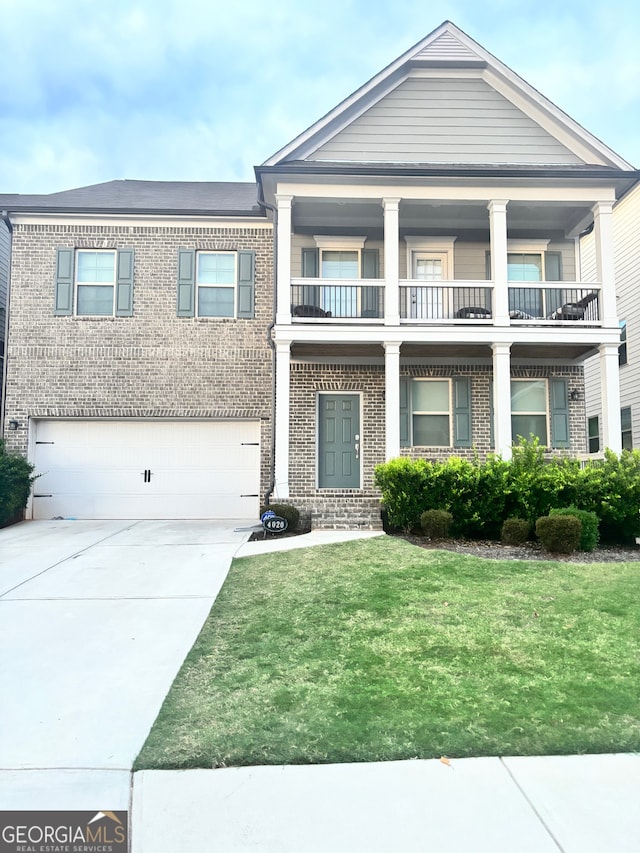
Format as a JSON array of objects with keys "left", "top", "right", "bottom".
[{"left": 318, "top": 394, "right": 360, "bottom": 488}]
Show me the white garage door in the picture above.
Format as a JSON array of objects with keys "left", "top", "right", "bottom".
[{"left": 31, "top": 420, "right": 261, "bottom": 520}]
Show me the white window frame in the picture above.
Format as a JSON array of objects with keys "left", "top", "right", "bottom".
[
  {"left": 313, "top": 236, "right": 366, "bottom": 316},
  {"left": 511, "top": 378, "right": 549, "bottom": 446},
  {"left": 410, "top": 378, "right": 453, "bottom": 447},
  {"left": 588, "top": 415, "right": 600, "bottom": 454},
  {"left": 75, "top": 249, "right": 116, "bottom": 316},
  {"left": 196, "top": 251, "right": 237, "bottom": 318}
]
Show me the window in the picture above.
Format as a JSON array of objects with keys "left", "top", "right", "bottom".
[
  {"left": 621, "top": 407, "right": 633, "bottom": 450},
  {"left": 197, "top": 252, "right": 236, "bottom": 317},
  {"left": 76, "top": 251, "right": 116, "bottom": 315},
  {"left": 400, "top": 377, "right": 471, "bottom": 448},
  {"left": 54, "top": 247, "right": 134, "bottom": 317},
  {"left": 511, "top": 379, "right": 548, "bottom": 445},
  {"left": 619, "top": 320, "right": 627, "bottom": 366},
  {"left": 507, "top": 253, "right": 543, "bottom": 282},
  {"left": 588, "top": 416, "right": 600, "bottom": 453},
  {"left": 412, "top": 380, "right": 451, "bottom": 446},
  {"left": 298, "top": 238, "right": 380, "bottom": 318},
  {"left": 177, "top": 249, "right": 255, "bottom": 319}
]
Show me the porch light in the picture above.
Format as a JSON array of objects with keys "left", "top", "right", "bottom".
[
  {"left": 569, "top": 389, "right": 581, "bottom": 402},
  {"left": 8, "top": 420, "right": 19, "bottom": 430}
]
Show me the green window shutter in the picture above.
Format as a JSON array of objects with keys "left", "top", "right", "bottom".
[
  {"left": 453, "top": 376, "right": 472, "bottom": 448},
  {"left": 177, "top": 248, "right": 195, "bottom": 317},
  {"left": 550, "top": 378, "right": 570, "bottom": 449},
  {"left": 489, "top": 378, "right": 494, "bottom": 449},
  {"left": 300, "top": 248, "right": 320, "bottom": 307},
  {"left": 400, "top": 379, "right": 410, "bottom": 447},
  {"left": 545, "top": 252, "right": 563, "bottom": 281},
  {"left": 115, "top": 248, "right": 135, "bottom": 317},
  {"left": 361, "top": 248, "right": 380, "bottom": 317},
  {"left": 361, "top": 249, "right": 379, "bottom": 279},
  {"left": 302, "top": 248, "right": 319, "bottom": 277},
  {"left": 237, "top": 250, "right": 255, "bottom": 319},
  {"left": 54, "top": 247, "right": 74, "bottom": 315}
]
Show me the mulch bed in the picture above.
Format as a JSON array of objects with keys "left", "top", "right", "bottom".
[{"left": 398, "top": 533, "right": 640, "bottom": 563}]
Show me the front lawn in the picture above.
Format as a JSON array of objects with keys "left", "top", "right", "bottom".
[{"left": 135, "top": 537, "right": 640, "bottom": 769}]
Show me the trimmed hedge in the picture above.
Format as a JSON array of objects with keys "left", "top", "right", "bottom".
[
  {"left": 0, "top": 441, "right": 36, "bottom": 527},
  {"left": 374, "top": 439, "right": 640, "bottom": 545},
  {"left": 420, "top": 509, "right": 453, "bottom": 539},
  {"left": 550, "top": 506, "right": 599, "bottom": 552},
  {"left": 536, "top": 515, "right": 582, "bottom": 554},
  {"left": 501, "top": 518, "right": 531, "bottom": 545}
]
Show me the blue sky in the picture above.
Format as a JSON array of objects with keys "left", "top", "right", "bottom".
[{"left": 1, "top": 0, "right": 638, "bottom": 194}]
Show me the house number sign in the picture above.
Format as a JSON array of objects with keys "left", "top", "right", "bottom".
[{"left": 261, "top": 510, "right": 289, "bottom": 534}]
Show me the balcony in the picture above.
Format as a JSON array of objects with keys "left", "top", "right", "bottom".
[{"left": 290, "top": 279, "right": 601, "bottom": 325}]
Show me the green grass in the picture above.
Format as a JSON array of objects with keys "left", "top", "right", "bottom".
[{"left": 135, "top": 537, "right": 640, "bottom": 769}]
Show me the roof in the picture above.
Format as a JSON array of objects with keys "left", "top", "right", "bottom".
[{"left": 0, "top": 180, "right": 263, "bottom": 216}]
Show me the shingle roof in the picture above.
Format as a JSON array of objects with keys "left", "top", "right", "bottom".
[{"left": 0, "top": 179, "right": 263, "bottom": 215}]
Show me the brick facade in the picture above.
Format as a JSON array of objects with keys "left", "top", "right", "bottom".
[
  {"left": 286, "top": 360, "right": 586, "bottom": 529},
  {"left": 4, "top": 221, "right": 275, "bottom": 499}
]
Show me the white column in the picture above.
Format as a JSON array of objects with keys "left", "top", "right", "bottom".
[
  {"left": 492, "top": 342, "right": 512, "bottom": 460},
  {"left": 488, "top": 200, "right": 510, "bottom": 325},
  {"left": 383, "top": 198, "right": 401, "bottom": 325},
  {"left": 384, "top": 342, "right": 401, "bottom": 460},
  {"left": 600, "top": 343, "right": 622, "bottom": 454},
  {"left": 275, "top": 194, "right": 293, "bottom": 325},
  {"left": 274, "top": 339, "right": 291, "bottom": 498},
  {"left": 592, "top": 201, "right": 617, "bottom": 327}
]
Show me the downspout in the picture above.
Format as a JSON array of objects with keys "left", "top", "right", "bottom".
[
  {"left": 0, "top": 211, "right": 13, "bottom": 439},
  {"left": 256, "top": 185, "right": 278, "bottom": 507}
]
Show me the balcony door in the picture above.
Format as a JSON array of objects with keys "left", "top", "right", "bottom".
[{"left": 410, "top": 251, "right": 449, "bottom": 318}]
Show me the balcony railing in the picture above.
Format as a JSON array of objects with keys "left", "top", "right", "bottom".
[
  {"left": 508, "top": 286, "right": 600, "bottom": 322},
  {"left": 291, "top": 279, "right": 384, "bottom": 320},
  {"left": 290, "top": 279, "right": 601, "bottom": 325},
  {"left": 399, "top": 281, "right": 493, "bottom": 321}
]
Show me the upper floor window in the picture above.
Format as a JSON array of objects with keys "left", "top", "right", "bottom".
[
  {"left": 76, "top": 251, "right": 116, "bottom": 316},
  {"left": 177, "top": 248, "right": 255, "bottom": 319},
  {"left": 197, "top": 252, "right": 236, "bottom": 317},
  {"left": 54, "top": 247, "right": 134, "bottom": 317},
  {"left": 619, "top": 320, "right": 628, "bottom": 366}
]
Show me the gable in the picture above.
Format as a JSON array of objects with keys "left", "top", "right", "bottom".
[
  {"left": 264, "top": 21, "right": 633, "bottom": 171},
  {"left": 308, "top": 75, "right": 583, "bottom": 166}
]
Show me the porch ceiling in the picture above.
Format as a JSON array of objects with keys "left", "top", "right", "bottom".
[{"left": 291, "top": 198, "right": 594, "bottom": 239}]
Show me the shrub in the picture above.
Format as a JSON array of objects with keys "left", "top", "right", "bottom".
[
  {"left": 536, "top": 515, "right": 582, "bottom": 554},
  {"left": 550, "top": 506, "right": 599, "bottom": 552},
  {"left": 420, "top": 509, "right": 453, "bottom": 539},
  {"left": 260, "top": 503, "right": 300, "bottom": 532},
  {"left": 501, "top": 518, "right": 531, "bottom": 545},
  {"left": 373, "top": 457, "right": 431, "bottom": 531},
  {"left": 0, "top": 441, "right": 36, "bottom": 527}
]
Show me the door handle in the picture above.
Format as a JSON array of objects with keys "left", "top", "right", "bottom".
[
  {"left": 141, "top": 469, "right": 152, "bottom": 483},
  {"left": 354, "top": 434, "right": 360, "bottom": 460}
]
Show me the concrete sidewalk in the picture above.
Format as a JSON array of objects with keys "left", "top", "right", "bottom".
[
  {"left": 2, "top": 522, "right": 639, "bottom": 852},
  {"left": 131, "top": 754, "right": 640, "bottom": 853}
]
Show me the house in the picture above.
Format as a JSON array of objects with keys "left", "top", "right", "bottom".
[
  {"left": 1, "top": 21, "right": 638, "bottom": 528},
  {"left": 583, "top": 182, "right": 640, "bottom": 452},
  {"left": 0, "top": 182, "right": 274, "bottom": 520},
  {"left": 0, "top": 207, "right": 12, "bottom": 425}
]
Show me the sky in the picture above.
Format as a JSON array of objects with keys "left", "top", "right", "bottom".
[{"left": 0, "top": 0, "right": 639, "bottom": 195}]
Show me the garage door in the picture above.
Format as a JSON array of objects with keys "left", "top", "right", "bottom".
[{"left": 31, "top": 420, "right": 261, "bottom": 520}]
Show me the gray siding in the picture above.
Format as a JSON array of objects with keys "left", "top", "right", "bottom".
[
  {"left": 584, "top": 186, "right": 640, "bottom": 450},
  {"left": 309, "top": 77, "right": 583, "bottom": 165}
]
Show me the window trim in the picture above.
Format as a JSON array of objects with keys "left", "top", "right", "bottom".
[
  {"left": 75, "top": 249, "right": 117, "bottom": 317},
  {"left": 196, "top": 250, "right": 237, "bottom": 318},
  {"left": 510, "top": 378, "right": 550, "bottom": 446},
  {"left": 410, "top": 378, "right": 453, "bottom": 447},
  {"left": 588, "top": 415, "right": 600, "bottom": 454},
  {"left": 619, "top": 320, "right": 628, "bottom": 366}
]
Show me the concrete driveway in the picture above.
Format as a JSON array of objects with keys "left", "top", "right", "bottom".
[{"left": 0, "top": 518, "right": 252, "bottom": 811}]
